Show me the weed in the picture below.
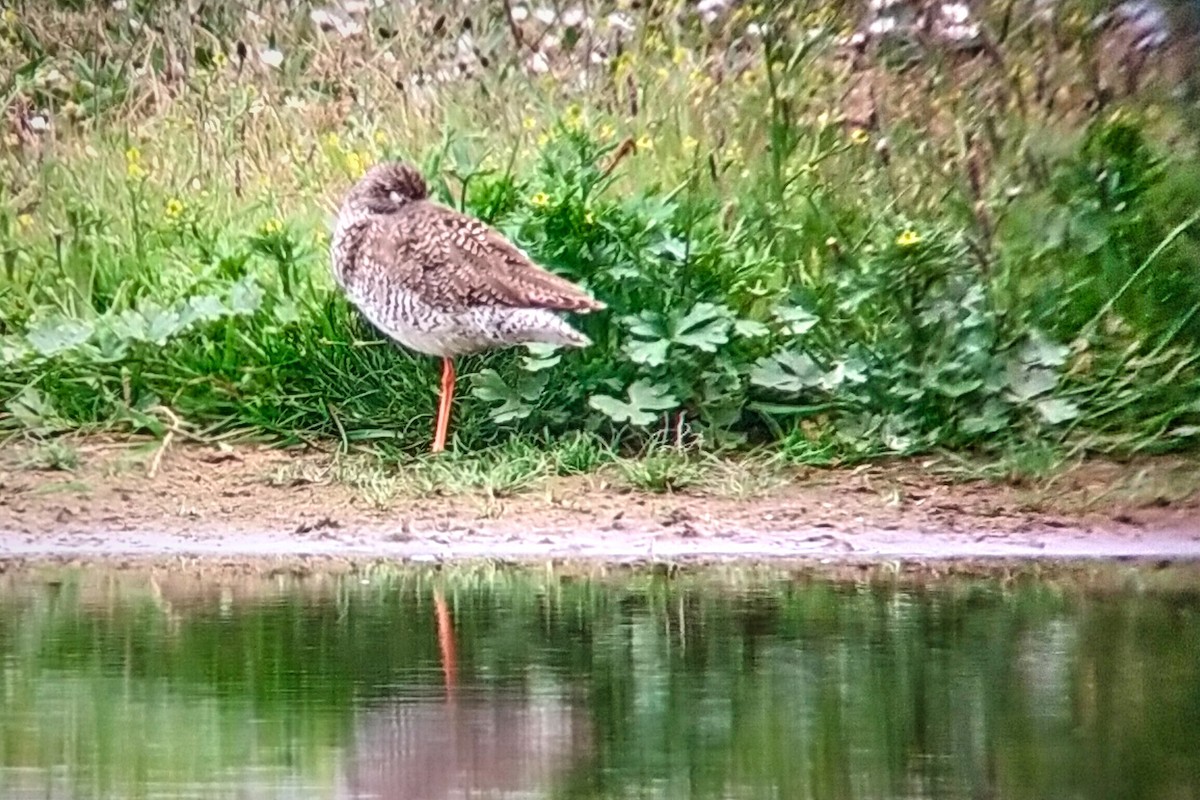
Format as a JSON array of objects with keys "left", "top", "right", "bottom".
[
  {"left": 21, "top": 441, "right": 81, "bottom": 472},
  {"left": 615, "top": 446, "right": 705, "bottom": 494}
]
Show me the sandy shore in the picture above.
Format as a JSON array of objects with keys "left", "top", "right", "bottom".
[{"left": 3, "top": 439, "right": 1199, "bottom": 566}]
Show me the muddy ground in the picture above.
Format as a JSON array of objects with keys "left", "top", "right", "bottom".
[{"left": 1, "top": 438, "right": 1199, "bottom": 565}]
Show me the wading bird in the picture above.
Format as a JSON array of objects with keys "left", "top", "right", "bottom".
[{"left": 331, "top": 161, "right": 604, "bottom": 453}]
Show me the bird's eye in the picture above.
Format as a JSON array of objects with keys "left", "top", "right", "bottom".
[{"left": 388, "top": 190, "right": 403, "bottom": 203}]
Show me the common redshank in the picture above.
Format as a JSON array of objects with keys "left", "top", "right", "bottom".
[{"left": 331, "top": 161, "right": 604, "bottom": 453}]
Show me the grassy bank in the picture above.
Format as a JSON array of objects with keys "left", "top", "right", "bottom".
[{"left": 2, "top": 0, "right": 1200, "bottom": 471}]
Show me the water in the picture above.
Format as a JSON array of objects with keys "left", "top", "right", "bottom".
[{"left": 0, "top": 567, "right": 1198, "bottom": 800}]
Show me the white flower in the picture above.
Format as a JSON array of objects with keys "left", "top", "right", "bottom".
[
  {"left": 527, "top": 51, "right": 550, "bottom": 74},
  {"left": 868, "top": 16, "right": 898, "bottom": 35},
  {"left": 510, "top": 5, "right": 530, "bottom": 22},
  {"left": 561, "top": 6, "right": 585, "bottom": 27},
  {"left": 27, "top": 115, "right": 49, "bottom": 132},
  {"left": 940, "top": 3, "right": 970, "bottom": 24},
  {"left": 259, "top": 48, "right": 283, "bottom": 68},
  {"left": 310, "top": 8, "right": 362, "bottom": 37},
  {"left": 534, "top": 6, "right": 556, "bottom": 24},
  {"left": 606, "top": 12, "right": 634, "bottom": 32}
]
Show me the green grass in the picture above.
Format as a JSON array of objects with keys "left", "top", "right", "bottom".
[{"left": 2, "top": 0, "right": 1199, "bottom": 473}]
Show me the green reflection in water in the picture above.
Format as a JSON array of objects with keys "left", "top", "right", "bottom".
[{"left": 0, "top": 568, "right": 1197, "bottom": 799}]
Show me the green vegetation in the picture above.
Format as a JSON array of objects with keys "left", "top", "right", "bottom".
[{"left": 3, "top": 1, "right": 1199, "bottom": 469}]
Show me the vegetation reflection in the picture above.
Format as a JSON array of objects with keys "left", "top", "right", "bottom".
[{"left": 0, "top": 568, "right": 1197, "bottom": 799}]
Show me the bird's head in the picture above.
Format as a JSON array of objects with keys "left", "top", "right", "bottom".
[{"left": 343, "top": 161, "right": 429, "bottom": 214}]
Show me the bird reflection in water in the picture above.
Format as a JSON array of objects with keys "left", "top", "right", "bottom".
[{"left": 342, "top": 589, "right": 589, "bottom": 799}]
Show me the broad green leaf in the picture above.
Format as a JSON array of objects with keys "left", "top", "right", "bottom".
[
  {"left": 733, "top": 318, "right": 770, "bottom": 338},
  {"left": 180, "top": 294, "right": 228, "bottom": 325},
  {"left": 1035, "top": 397, "right": 1080, "bottom": 425},
  {"left": 673, "top": 302, "right": 731, "bottom": 352},
  {"left": 960, "top": 400, "right": 1010, "bottom": 434},
  {"left": 625, "top": 337, "right": 670, "bottom": 366},
  {"left": 1019, "top": 331, "right": 1070, "bottom": 367},
  {"left": 25, "top": 317, "right": 93, "bottom": 357},
  {"left": 142, "top": 304, "right": 185, "bottom": 345},
  {"left": 228, "top": 276, "right": 264, "bottom": 315},
  {"left": 5, "top": 386, "right": 64, "bottom": 432},
  {"left": 521, "top": 343, "right": 561, "bottom": 372},
  {"left": 648, "top": 236, "right": 687, "bottom": 261},
  {"left": 588, "top": 379, "right": 678, "bottom": 426},
  {"left": 625, "top": 311, "right": 667, "bottom": 340},
  {"left": 1006, "top": 362, "right": 1058, "bottom": 401},
  {"left": 750, "top": 350, "right": 823, "bottom": 393},
  {"left": 773, "top": 304, "right": 818, "bottom": 336},
  {"left": 935, "top": 377, "right": 983, "bottom": 398},
  {"left": 471, "top": 369, "right": 548, "bottom": 423},
  {"left": 820, "top": 359, "right": 868, "bottom": 391},
  {"left": 273, "top": 299, "right": 302, "bottom": 326}
]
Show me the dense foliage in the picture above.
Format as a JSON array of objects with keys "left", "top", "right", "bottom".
[{"left": 2, "top": 0, "right": 1199, "bottom": 462}]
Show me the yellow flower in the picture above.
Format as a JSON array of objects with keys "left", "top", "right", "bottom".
[
  {"left": 655, "top": 67, "right": 670, "bottom": 81},
  {"left": 16, "top": 213, "right": 33, "bottom": 229},
  {"left": 213, "top": 51, "right": 228, "bottom": 69},
  {"left": 584, "top": 211, "right": 594, "bottom": 225},
  {"left": 672, "top": 46, "right": 687, "bottom": 65},
  {"left": 323, "top": 132, "right": 341, "bottom": 149},
  {"left": 849, "top": 128, "right": 870, "bottom": 145},
  {"left": 124, "top": 146, "right": 147, "bottom": 179},
  {"left": 536, "top": 131, "right": 551, "bottom": 148},
  {"left": 164, "top": 198, "right": 185, "bottom": 219},
  {"left": 682, "top": 135, "right": 699, "bottom": 153},
  {"left": 345, "top": 151, "right": 366, "bottom": 178},
  {"left": 529, "top": 192, "right": 551, "bottom": 208},
  {"left": 374, "top": 130, "right": 388, "bottom": 145},
  {"left": 597, "top": 123, "right": 615, "bottom": 141},
  {"left": 636, "top": 134, "right": 653, "bottom": 152},
  {"left": 260, "top": 218, "right": 283, "bottom": 235},
  {"left": 522, "top": 116, "right": 537, "bottom": 131},
  {"left": 2, "top": 9, "right": 16, "bottom": 24},
  {"left": 314, "top": 229, "right": 329, "bottom": 247},
  {"left": 896, "top": 229, "right": 922, "bottom": 248}
]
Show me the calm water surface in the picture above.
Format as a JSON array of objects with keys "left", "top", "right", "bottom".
[{"left": 0, "top": 568, "right": 1198, "bottom": 799}]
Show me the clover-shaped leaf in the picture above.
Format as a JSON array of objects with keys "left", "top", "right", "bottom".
[
  {"left": 625, "top": 337, "right": 670, "bottom": 366},
  {"left": 1035, "top": 397, "right": 1080, "bottom": 425},
  {"left": 141, "top": 304, "right": 186, "bottom": 346},
  {"left": 733, "top": 318, "right": 770, "bottom": 339},
  {"left": 1019, "top": 330, "right": 1071, "bottom": 367},
  {"left": 673, "top": 302, "right": 732, "bottom": 352},
  {"left": 750, "top": 349, "right": 823, "bottom": 393},
  {"left": 25, "top": 317, "right": 93, "bottom": 357},
  {"left": 773, "top": 303, "right": 819, "bottom": 336},
  {"left": 180, "top": 294, "right": 228, "bottom": 326},
  {"left": 588, "top": 379, "right": 678, "bottom": 426},
  {"left": 471, "top": 369, "right": 548, "bottom": 423},
  {"left": 623, "top": 302, "right": 732, "bottom": 366},
  {"left": 1006, "top": 361, "right": 1058, "bottom": 401},
  {"left": 228, "top": 275, "right": 264, "bottom": 316},
  {"left": 522, "top": 342, "right": 562, "bottom": 372}
]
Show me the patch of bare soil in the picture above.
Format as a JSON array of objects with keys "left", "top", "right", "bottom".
[{"left": 1, "top": 438, "right": 1199, "bottom": 564}]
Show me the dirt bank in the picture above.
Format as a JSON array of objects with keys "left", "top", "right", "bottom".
[{"left": 2, "top": 438, "right": 1199, "bottom": 564}]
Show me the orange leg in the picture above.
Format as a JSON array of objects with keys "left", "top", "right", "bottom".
[
  {"left": 433, "top": 588, "right": 457, "bottom": 695},
  {"left": 432, "top": 357, "right": 455, "bottom": 453}
]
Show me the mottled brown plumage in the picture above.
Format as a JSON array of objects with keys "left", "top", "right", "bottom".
[{"left": 331, "top": 160, "right": 604, "bottom": 452}]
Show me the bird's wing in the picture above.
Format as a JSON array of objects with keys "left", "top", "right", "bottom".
[{"left": 366, "top": 202, "right": 604, "bottom": 314}]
